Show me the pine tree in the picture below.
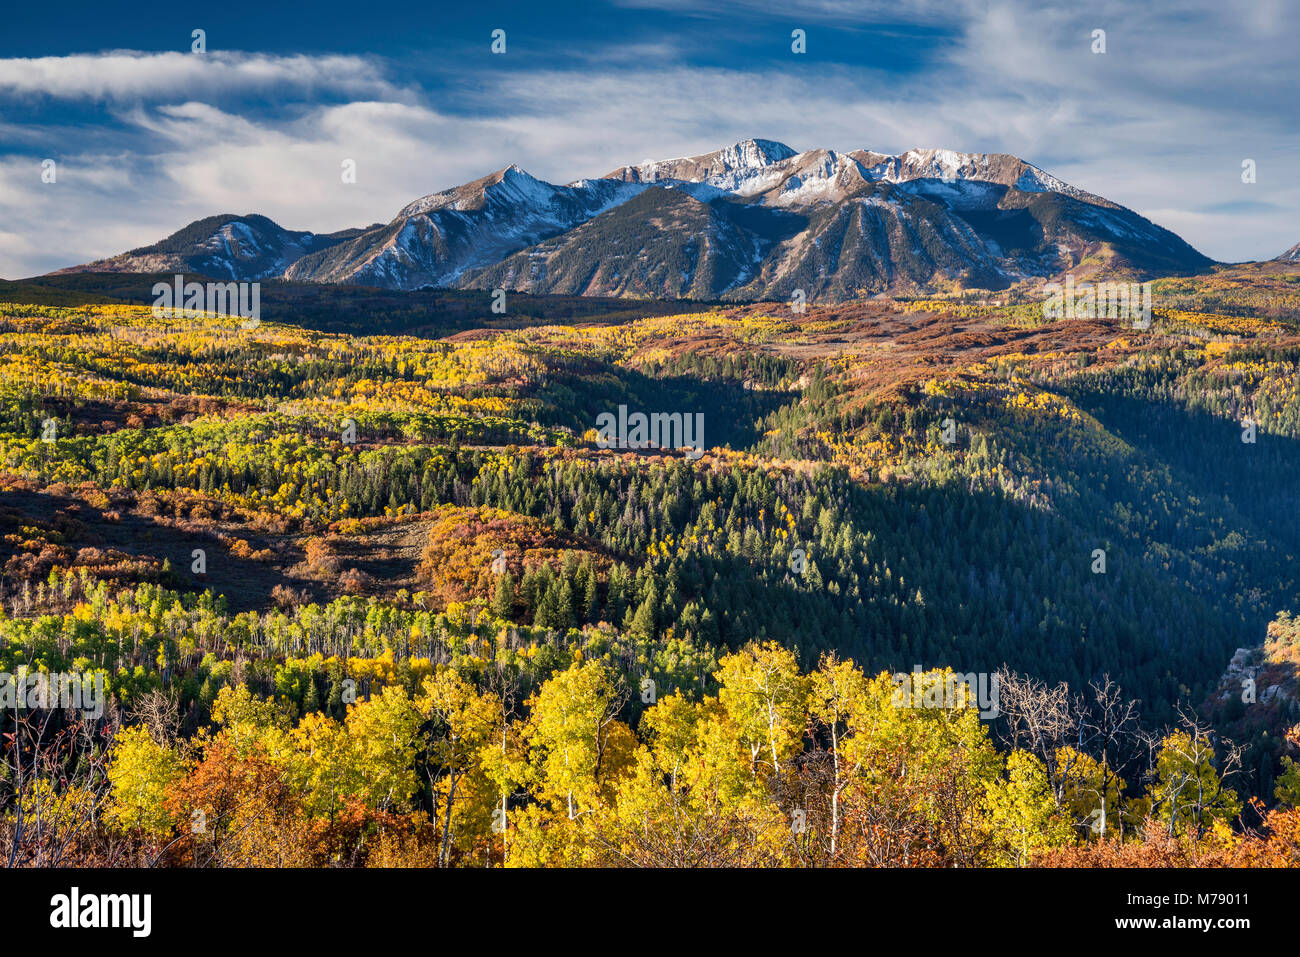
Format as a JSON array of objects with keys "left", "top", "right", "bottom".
[
  {"left": 629, "top": 581, "right": 659, "bottom": 639},
  {"left": 492, "top": 571, "right": 516, "bottom": 619},
  {"left": 582, "top": 572, "right": 599, "bottom": 623},
  {"left": 302, "top": 672, "right": 320, "bottom": 714}
]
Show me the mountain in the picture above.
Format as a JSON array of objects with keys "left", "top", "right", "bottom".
[
  {"left": 604, "top": 137, "right": 799, "bottom": 188},
  {"left": 465, "top": 181, "right": 1008, "bottom": 299},
  {"left": 462, "top": 186, "right": 798, "bottom": 299},
  {"left": 607, "top": 143, "right": 1102, "bottom": 207},
  {"left": 51, "top": 214, "right": 369, "bottom": 280},
  {"left": 468, "top": 143, "right": 1210, "bottom": 300},
  {"left": 1275, "top": 243, "right": 1300, "bottom": 262},
  {"left": 54, "top": 139, "right": 1217, "bottom": 299},
  {"left": 282, "top": 166, "right": 641, "bottom": 288}
]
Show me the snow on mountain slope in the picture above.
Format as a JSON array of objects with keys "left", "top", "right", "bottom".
[
  {"left": 399, "top": 165, "right": 568, "bottom": 217},
  {"left": 50, "top": 214, "right": 365, "bottom": 280},
  {"left": 607, "top": 140, "right": 1108, "bottom": 212},
  {"left": 55, "top": 139, "right": 1217, "bottom": 297},
  {"left": 285, "top": 167, "right": 646, "bottom": 287},
  {"left": 605, "top": 138, "right": 799, "bottom": 187},
  {"left": 463, "top": 186, "right": 776, "bottom": 299}
]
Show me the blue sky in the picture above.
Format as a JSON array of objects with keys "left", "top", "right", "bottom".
[{"left": 1, "top": 0, "right": 1296, "bottom": 277}]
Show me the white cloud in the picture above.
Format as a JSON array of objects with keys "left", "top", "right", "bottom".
[
  {"left": 0, "top": 51, "right": 404, "bottom": 102},
  {"left": 1, "top": 4, "right": 1296, "bottom": 277}
]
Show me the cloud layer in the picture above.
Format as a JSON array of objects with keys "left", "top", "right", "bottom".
[
  {"left": 0, "top": 51, "right": 403, "bottom": 102},
  {"left": 1, "top": 0, "right": 1296, "bottom": 278}
]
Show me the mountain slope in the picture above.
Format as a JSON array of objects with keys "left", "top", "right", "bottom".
[
  {"left": 462, "top": 162, "right": 1211, "bottom": 300},
  {"left": 463, "top": 187, "right": 799, "bottom": 298},
  {"left": 52, "top": 139, "right": 1218, "bottom": 298},
  {"left": 53, "top": 214, "right": 368, "bottom": 280},
  {"left": 283, "top": 166, "right": 644, "bottom": 288},
  {"left": 605, "top": 137, "right": 800, "bottom": 189}
]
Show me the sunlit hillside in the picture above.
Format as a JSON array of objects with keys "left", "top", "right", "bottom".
[{"left": 2, "top": 291, "right": 1299, "bottom": 867}]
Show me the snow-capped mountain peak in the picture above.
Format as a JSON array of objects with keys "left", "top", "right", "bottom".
[
  {"left": 605, "top": 138, "right": 798, "bottom": 185},
  {"left": 57, "top": 138, "right": 1215, "bottom": 298},
  {"left": 713, "top": 138, "right": 799, "bottom": 171},
  {"left": 396, "top": 164, "right": 558, "bottom": 218},
  {"left": 843, "top": 147, "right": 1105, "bottom": 205},
  {"left": 600, "top": 141, "right": 1107, "bottom": 211}
]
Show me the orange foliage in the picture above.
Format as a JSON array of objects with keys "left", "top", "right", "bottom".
[
  {"left": 416, "top": 505, "right": 605, "bottom": 605},
  {"left": 162, "top": 735, "right": 315, "bottom": 867}
]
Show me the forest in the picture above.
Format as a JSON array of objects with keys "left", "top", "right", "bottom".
[{"left": 1, "top": 288, "right": 1298, "bottom": 867}]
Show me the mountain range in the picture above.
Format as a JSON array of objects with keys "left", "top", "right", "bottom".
[{"left": 56, "top": 138, "right": 1271, "bottom": 301}]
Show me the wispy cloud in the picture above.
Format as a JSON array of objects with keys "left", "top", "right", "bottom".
[
  {"left": 0, "top": 51, "right": 404, "bottom": 102},
  {"left": 1, "top": 0, "right": 1296, "bottom": 278}
]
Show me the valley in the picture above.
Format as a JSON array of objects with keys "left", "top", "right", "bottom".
[{"left": 2, "top": 270, "right": 1299, "bottom": 866}]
